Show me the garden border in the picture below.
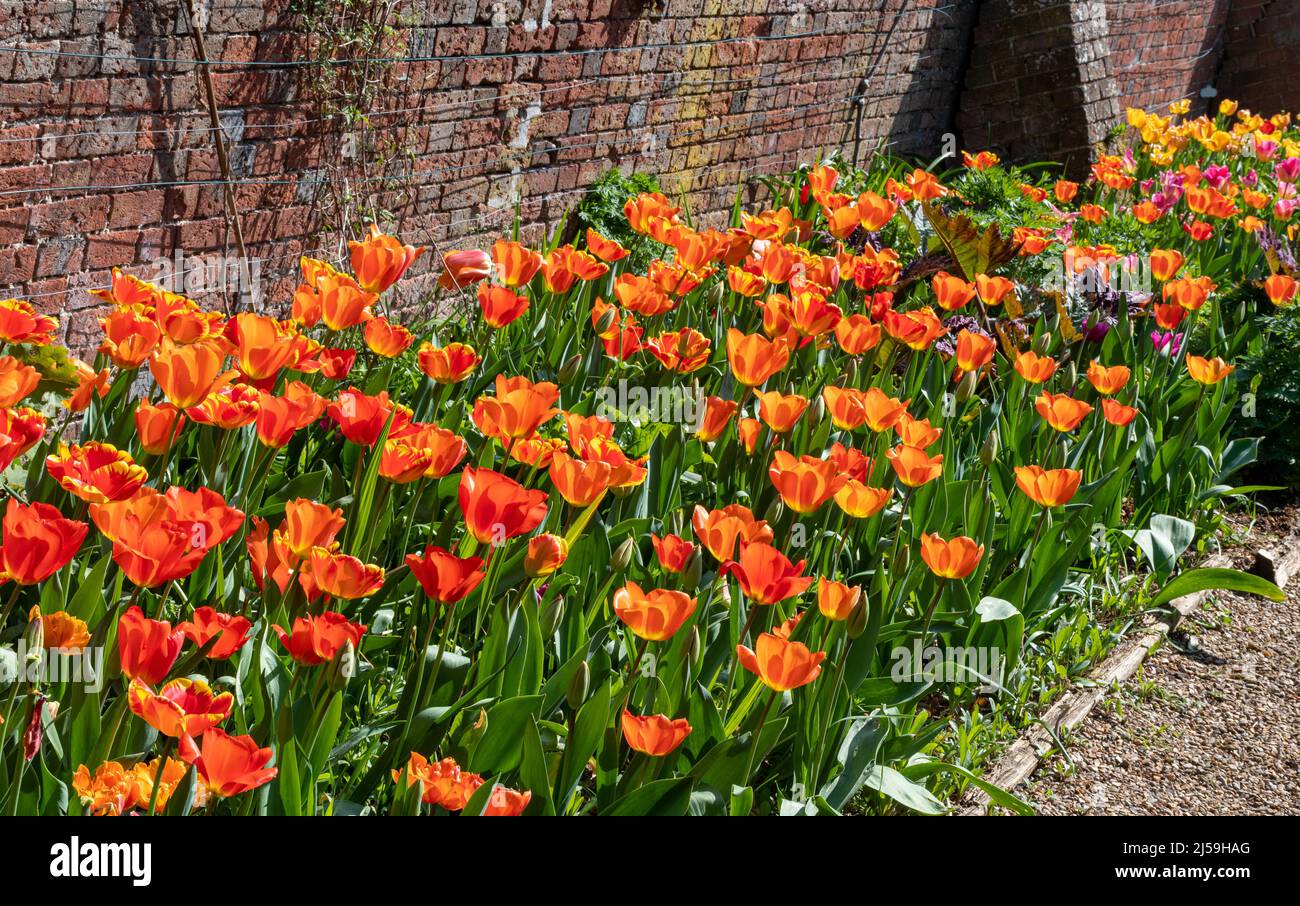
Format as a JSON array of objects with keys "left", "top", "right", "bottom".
[{"left": 957, "top": 514, "right": 1300, "bottom": 815}]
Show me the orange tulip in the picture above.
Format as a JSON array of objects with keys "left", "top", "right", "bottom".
[
  {"left": 393, "top": 753, "right": 483, "bottom": 810},
  {"left": 1014, "top": 465, "right": 1083, "bottom": 507},
  {"left": 1162, "top": 276, "right": 1211, "bottom": 310},
  {"left": 99, "top": 307, "right": 161, "bottom": 368},
  {"left": 1054, "top": 179, "right": 1079, "bottom": 203},
  {"left": 821, "top": 385, "right": 867, "bottom": 430},
  {"left": 227, "top": 313, "right": 298, "bottom": 381},
  {"left": 349, "top": 224, "right": 425, "bottom": 293},
  {"left": 0, "top": 499, "right": 87, "bottom": 586},
  {"left": 737, "top": 417, "right": 762, "bottom": 454},
  {"left": 0, "top": 406, "right": 44, "bottom": 471},
  {"left": 547, "top": 450, "right": 611, "bottom": 507},
  {"left": 150, "top": 337, "right": 234, "bottom": 410},
  {"left": 818, "top": 579, "right": 862, "bottom": 621},
  {"left": 893, "top": 412, "right": 942, "bottom": 449},
  {"left": 954, "top": 329, "right": 996, "bottom": 373},
  {"left": 524, "top": 533, "right": 568, "bottom": 577},
  {"left": 386, "top": 423, "right": 467, "bottom": 480},
  {"left": 726, "top": 328, "right": 790, "bottom": 387},
  {"left": 1014, "top": 350, "right": 1057, "bottom": 383},
  {"left": 932, "top": 271, "right": 976, "bottom": 310},
  {"left": 768, "top": 450, "right": 847, "bottom": 514},
  {"left": 621, "top": 711, "right": 692, "bottom": 757},
  {"left": 834, "top": 479, "right": 892, "bottom": 518},
  {"left": 974, "top": 274, "right": 1015, "bottom": 306},
  {"left": 644, "top": 328, "right": 711, "bottom": 373},
  {"left": 482, "top": 785, "right": 532, "bottom": 816},
  {"left": 860, "top": 387, "right": 909, "bottom": 432},
  {"left": 696, "top": 396, "right": 738, "bottom": 442},
  {"left": 691, "top": 503, "right": 773, "bottom": 562},
  {"left": 128, "top": 677, "right": 233, "bottom": 749},
  {"left": 436, "top": 249, "right": 492, "bottom": 291},
  {"left": 1085, "top": 361, "right": 1130, "bottom": 395},
  {"left": 134, "top": 400, "right": 186, "bottom": 455},
  {"left": 28, "top": 606, "right": 90, "bottom": 651},
  {"left": 46, "top": 442, "right": 148, "bottom": 504},
  {"left": 834, "top": 313, "right": 882, "bottom": 355},
  {"left": 363, "top": 317, "right": 416, "bottom": 358},
  {"left": 327, "top": 387, "right": 401, "bottom": 447},
  {"left": 727, "top": 266, "right": 767, "bottom": 297},
  {"left": 458, "top": 466, "right": 548, "bottom": 545},
  {"left": 613, "top": 581, "right": 697, "bottom": 640},
  {"left": 1035, "top": 392, "right": 1094, "bottom": 432},
  {"left": 883, "top": 306, "right": 946, "bottom": 350},
  {"left": 737, "top": 632, "right": 825, "bottom": 691},
  {"left": 755, "top": 390, "right": 809, "bottom": 434},
  {"left": 886, "top": 444, "right": 944, "bottom": 487},
  {"left": 723, "top": 541, "right": 814, "bottom": 605},
  {"left": 273, "top": 612, "right": 367, "bottom": 666},
  {"left": 1186, "top": 355, "right": 1234, "bottom": 384},
  {"left": 478, "top": 283, "right": 530, "bottom": 328},
  {"left": 1263, "top": 273, "right": 1297, "bottom": 306},
  {"left": 189, "top": 728, "right": 279, "bottom": 802},
  {"left": 919, "top": 533, "right": 984, "bottom": 579},
  {"left": 405, "top": 545, "right": 486, "bottom": 604},
  {"left": 0, "top": 298, "right": 57, "bottom": 345},
  {"left": 857, "top": 190, "right": 897, "bottom": 230},
  {"left": 1149, "top": 248, "right": 1184, "bottom": 281},
  {"left": 186, "top": 383, "right": 260, "bottom": 430},
  {"left": 177, "top": 607, "right": 252, "bottom": 660},
  {"left": 111, "top": 521, "right": 208, "bottom": 588},
  {"left": 651, "top": 534, "right": 695, "bottom": 573},
  {"left": 417, "top": 341, "right": 480, "bottom": 383},
  {"left": 308, "top": 547, "right": 385, "bottom": 600},
  {"left": 1153, "top": 301, "right": 1186, "bottom": 329},
  {"left": 0, "top": 355, "right": 39, "bottom": 407},
  {"left": 255, "top": 383, "right": 326, "bottom": 449},
  {"left": 472, "top": 375, "right": 560, "bottom": 444},
  {"left": 317, "top": 270, "right": 378, "bottom": 330},
  {"left": 280, "top": 499, "right": 346, "bottom": 560},
  {"left": 1101, "top": 398, "right": 1139, "bottom": 426},
  {"left": 117, "top": 605, "right": 183, "bottom": 685},
  {"left": 586, "top": 228, "right": 629, "bottom": 263},
  {"left": 491, "top": 239, "right": 544, "bottom": 287},
  {"left": 65, "top": 358, "right": 111, "bottom": 413}
]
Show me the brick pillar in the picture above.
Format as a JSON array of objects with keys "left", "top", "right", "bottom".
[
  {"left": 957, "top": 0, "right": 1122, "bottom": 176},
  {"left": 1218, "top": 0, "right": 1300, "bottom": 116}
]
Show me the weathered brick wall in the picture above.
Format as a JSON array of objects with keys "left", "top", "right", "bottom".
[
  {"left": 2, "top": 0, "right": 1298, "bottom": 350},
  {"left": 0, "top": 0, "right": 974, "bottom": 348}
]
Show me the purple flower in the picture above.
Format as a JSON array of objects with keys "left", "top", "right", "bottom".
[
  {"left": 1203, "top": 164, "right": 1231, "bottom": 190},
  {"left": 1151, "top": 330, "right": 1183, "bottom": 357},
  {"left": 1276, "top": 157, "right": 1300, "bottom": 184}
]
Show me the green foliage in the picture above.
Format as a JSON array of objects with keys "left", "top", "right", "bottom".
[
  {"left": 574, "top": 169, "right": 664, "bottom": 272},
  {"left": 1240, "top": 303, "right": 1300, "bottom": 485}
]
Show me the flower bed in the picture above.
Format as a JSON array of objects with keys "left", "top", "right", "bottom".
[{"left": 0, "top": 100, "right": 1295, "bottom": 816}]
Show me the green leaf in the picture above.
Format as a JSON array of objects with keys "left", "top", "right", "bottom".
[
  {"left": 1149, "top": 567, "right": 1284, "bottom": 609},
  {"left": 861, "top": 764, "right": 947, "bottom": 815},
  {"left": 469, "top": 694, "right": 544, "bottom": 774},
  {"left": 603, "top": 777, "right": 694, "bottom": 816}
]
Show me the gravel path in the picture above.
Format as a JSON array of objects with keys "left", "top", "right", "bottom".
[{"left": 1022, "top": 513, "right": 1300, "bottom": 816}]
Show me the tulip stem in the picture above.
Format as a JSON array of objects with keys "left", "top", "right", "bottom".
[
  {"left": 146, "top": 736, "right": 176, "bottom": 816},
  {"left": 741, "top": 689, "right": 779, "bottom": 791},
  {"left": 0, "top": 584, "right": 22, "bottom": 630}
]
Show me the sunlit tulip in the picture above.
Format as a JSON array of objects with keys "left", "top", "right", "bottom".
[
  {"left": 150, "top": 338, "right": 234, "bottom": 410},
  {"left": 189, "top": 728, "right": 278, "bottom": 802},
  {"left": 755, "top": 390, "right": 809, "bottom": 434},
  {"left": 614, "top": 273, "right": 673, "bottom": 316},
  {"left": 889, "top": 412, "right": 938, "bottom": 449},
  {"left": 834, "top": 479, "right": 892, "bottom": 518},
  {"left": 834, "top": 313, "right": 882, "bottom": 355},
  {"left": 621, "top": 711, "right": 692, "bottom": 757},
  {"left": 974, "top": 274, "right": 1015, "bottom": 306},
  {"left": 65, "top": 358, "right": 111, "bottom": 413},
  {"left": 932, "top": 271, "right": 976, "bottom": 310},
  {"left": 613, "top": 581, "right": 697, "bottom": 640},
  {"left": 478, "top": 283, "right": 530, "bottom": 328},
  {"left": 691, "top": 503, "right": 773, "bottom": 562},
  {"left": 696, "top": 396, "right": 738, "bottom": 441},
  {"left": 726, "top": 328, "right": 790, "bottom": 387},
  {"left": 818, "top": 579, "right": 862, "bottom": 621},
  {"left": 1101, "top": 398, "right": 1139, "bottom": 426},
  {"left": 1035, "top": 392, "right": 1094, "bottom": 431},
  {"left": 821, "top": 385, "right": 867, "bottom": 430},
  {"left": 737, "top": 417, "right": 762, "bottom": 454},
  {"left": 471, "top": 375, "right": 560, "bottom": 443},
  {"left": 644, "top": 328, "right": 711, "bottom": 373},
  {"left": 650, "top": 534, "right": 695, "bottom": 573},
  {"left": 406, "top": 545, "right": 486, "bottom": 604},
  {"left": 883, "top": 307, "right": 945, "bottom": 350},
  {"left": 46, "top": 442, "right": 148, "bottom": 504},
  {"left": 919, "top": 533, "right": 984, "bottom": 579},
  {"left": 857, "top": 189, "right": 897, "bottom": 230},
  {"left": 483, "top": 785, "right": 533, "bottom": 816},
  {"left": 363, "top": 317, "right": 416, "bottom": 358},
  {"left": 954, "top": 329, "right": 996, "bottom": 373},
  {"left": 227, "top": 313, "right": 298, "bottom": 381},
  {"left": 723, "top": 541, "right": 814, "bottom": 605},
  {"left": 0, "top": 499, "right": 87, "bottom": 585},
  {"left": 1186, "top": 354, "right": 1234, "bottom": 384},
  {"left": 28, "top": 606, "right": 90, "bottom": 651},
  {"left": 393, "top": 753, "right": 483, "bottom": 810},
  {"left": 73, "top": 758, "right": 186, "bottom": 816},
  {"left": 1153, "top": 301, "right": 1186, "bottom": 329},
  {"left": 1085, "top": 361, "right": 1130, "bottom": 395},
  {"left": 349, "top": 224, "right": 425, "bottom": 293},
  {"left": 1149, "top": 248, "right": 1184, "bottom": 281},
  {"left": 317, "top": 270, "right": 378, "bottom": 330},
  {"left": 0, "top": 406, "right": 45, "bottom": 471},
  {"left": 737, "top": 632, "right": 825, "bottom": 691},
  {"left": 417, "top": 341, "right": 480, "bottom": 383},
  {"left": 547, "top": 450, "right": 612, "bottom": 507},
  {"left": 524, "top": 533, "right": 568, "bottom": 578},
  {"left": 728, "top": 266, "right": 767, "bottom": 297},
  {"left": 256, "top": 383, "right": 326, "bottom": 448},
  {"left": 99, "top": 307, "right": 161, "bottom": 368},
  {"left": 0, "top": 298, "right": 57, "bottom": 345},
  {"left": 308, "top": 547, "right": 385, "bottom": 600},
  {"left": 586, "top": 228, "right": 629, "bottom": 263},
  {"left": 1014, "top": 465, "right": 1083, "bottom": 508},
  {"left": 273, "top": 612, "right": 368, "bottom": 666},
  {"left": 0, "top": 355, "right": 39, "bottom": 407},
  {"left": 128, "top": 678, "right": 233, "bottom": 756},
  {"left": 491, "top": 239, "right": 544, "bottom": 287},
  {"left": 437, "top": 249, "right": 492, "bottom": 291},
  {"left": 178, "top": 607, "right": 253, "bottom": 660},
  {"left": 459, "top": 466, "right": 548, "bottom": 545},
  {"left": 886, "top": 443, "right": 944, "bottom": 487},
  {"left": 327, "top": 387, "right": 401, "bottom": 446},
  {"left": 134, "top": 400, "right": 187, "bottom": 455},
  {"left": 112, "top": 521, "right": 208, "bottom": 588},
  {"left": 1162, "top": 276, "right": 1211, "bottom": 311},
  {"left": 117, "top": 605, "right": 183, "bottom": 685},
  {"left": 186, "top": 383, "right": 260, "bottom": 430},
  {"left": 1264, "top": 273, "right": 1297, "bottom": 306},
  {"left": 1014, "top": 350, "right": 1057, "bottom": 383},
  {"left": 767, "top": 450, "right": 846, "bottom": 514}
]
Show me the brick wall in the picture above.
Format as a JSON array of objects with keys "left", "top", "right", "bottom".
[{"left": 1, "top": 0, "right": 1298, "bottom": 351}]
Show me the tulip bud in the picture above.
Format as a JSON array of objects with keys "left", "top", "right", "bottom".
[
  {"left": 566, "top": 660, "right": 590, "bottom": 711},
  {"left": 704, "top": 281, "right": 725, "bottom": 308},
  {"left": 611, "top": 537, "right": 636, "bottom": 572},
  {"left": 685, "top": 626, "right": 701, "bottom": 665},
  {"left": 763, "top": 495, "right": 785, "bottom": 524},
  {"left": 23, "top": 614, "right": 43, "bottom": 656},
  {"left": 955, "top": 368, "right": 978, "bottom": 403},
  {"left": 667, "top": 509, "right": 687, "bottom": 537},
  {"left": 1065, "top": 361, "right": 1077, "bottom": 387},
  {"left": 979, "top": 430, "right": 1000, "bottom": 467},
  {"left": 843, "top": 357, "right": 859, "bottom": 385},
  {"left": 542, "top": 595, "right": 565, "bottom": 635},
  {"left": 891, "top": 544, "right": 909, "bottom": 575},
  {"left": 682, "top": 548, "right": 703, "bottom": 588},
  {"left": 807, "top": 394, "right": 825, "bottom": 428},
  {"left": 326, "top": 639, "right": 356, "bottom": 692},
  {"left": 594, "top": 307, "right": 617, "bottom": 336},
  {"left": 846, "top": 598, "right": 869, "bottom": 639},
  {"left": 1034, "top": 332, "right": 1051, "bottom": 354},
  {"left": 557, "top": 353, "right": 583, "bottom": 384},
  {"left": 717, "top": 579, "right": 732, "bottom": 606},
  {"left": 1237, "top": 300, "right": 1247, "bottom": 323}
]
